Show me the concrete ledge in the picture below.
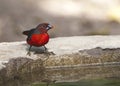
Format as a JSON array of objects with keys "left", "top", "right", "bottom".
[{"left": 0, "top": 36, "right": 120, "bottom": 86}]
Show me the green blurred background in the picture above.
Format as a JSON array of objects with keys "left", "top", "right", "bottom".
[
  {"left": 32, "top": 79, "right": 120, "bottom": 86},
  {"left": 0, "top": 0, "right": 120, "bottom": 42}
]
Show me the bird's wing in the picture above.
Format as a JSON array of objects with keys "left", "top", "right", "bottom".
[
  {"left": 22, "top": 28, "right": 36, "bottom": 36},
  {"left": 23, "top": 28, "right": 42, "bottom": 41},
  {"left": 23, "top": 28, "right": 37, "bottom": 41}
]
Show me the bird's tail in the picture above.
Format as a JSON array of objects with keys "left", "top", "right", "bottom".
[{"left": 22, "top": 30, "right": 29, "bottom": 36}]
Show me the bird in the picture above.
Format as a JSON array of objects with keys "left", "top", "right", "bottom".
[{"left": 23, "top": 23, "right": 53, "bottom": 56}]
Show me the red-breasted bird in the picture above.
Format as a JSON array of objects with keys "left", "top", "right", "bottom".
[{"left": 23, "top": 23, "right": 53, "bottom": 55}]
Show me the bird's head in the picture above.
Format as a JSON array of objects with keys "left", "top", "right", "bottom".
[{"left": 36, "top": 23, "right": 53, "bottom": 32}]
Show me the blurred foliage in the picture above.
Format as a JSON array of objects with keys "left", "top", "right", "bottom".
[
  {"left": 87, "top": 29, "right": 110, "bottom": 35},
  {"left": 0, "top": 0, "right": 120, "bottom": 42},
  {"left": 108, "top": 6, "right": 120, "bottom": 23}
]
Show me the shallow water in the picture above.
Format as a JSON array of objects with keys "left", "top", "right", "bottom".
[{"left": 32, "top": 79, "right": 120, "bottom": 86}]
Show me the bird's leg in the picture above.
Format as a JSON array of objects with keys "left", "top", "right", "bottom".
[
  {"left": 27, "top": 45, "right": 32, "bottom": 56},
  {"left": 43, "top": 46, "right": 55, "bottom": 55},
  {"left": 44, "top": 45, "right": 48, "bottom": 52}
]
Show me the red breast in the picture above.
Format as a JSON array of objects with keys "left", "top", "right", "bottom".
[{"left": 27, "top": 33, "right": 49, "bottom": 47}]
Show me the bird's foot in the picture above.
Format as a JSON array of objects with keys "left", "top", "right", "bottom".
[
  {"left": 44, "top": 51, "right": 55, "bottom": 55},
  {"left": 27, "top": 51, "right": 31, "bottom": 56},
  {"left": 44, "top": 49, "right": 48, "bottom": 53}
]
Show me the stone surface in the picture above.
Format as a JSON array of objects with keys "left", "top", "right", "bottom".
[{"left": 0, "top": 36, "right": 120, "bottom": 86}]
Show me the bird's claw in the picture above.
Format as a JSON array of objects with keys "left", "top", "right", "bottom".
[{"left": 27, "top": 52, "right": 31, "bottom": 56}]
